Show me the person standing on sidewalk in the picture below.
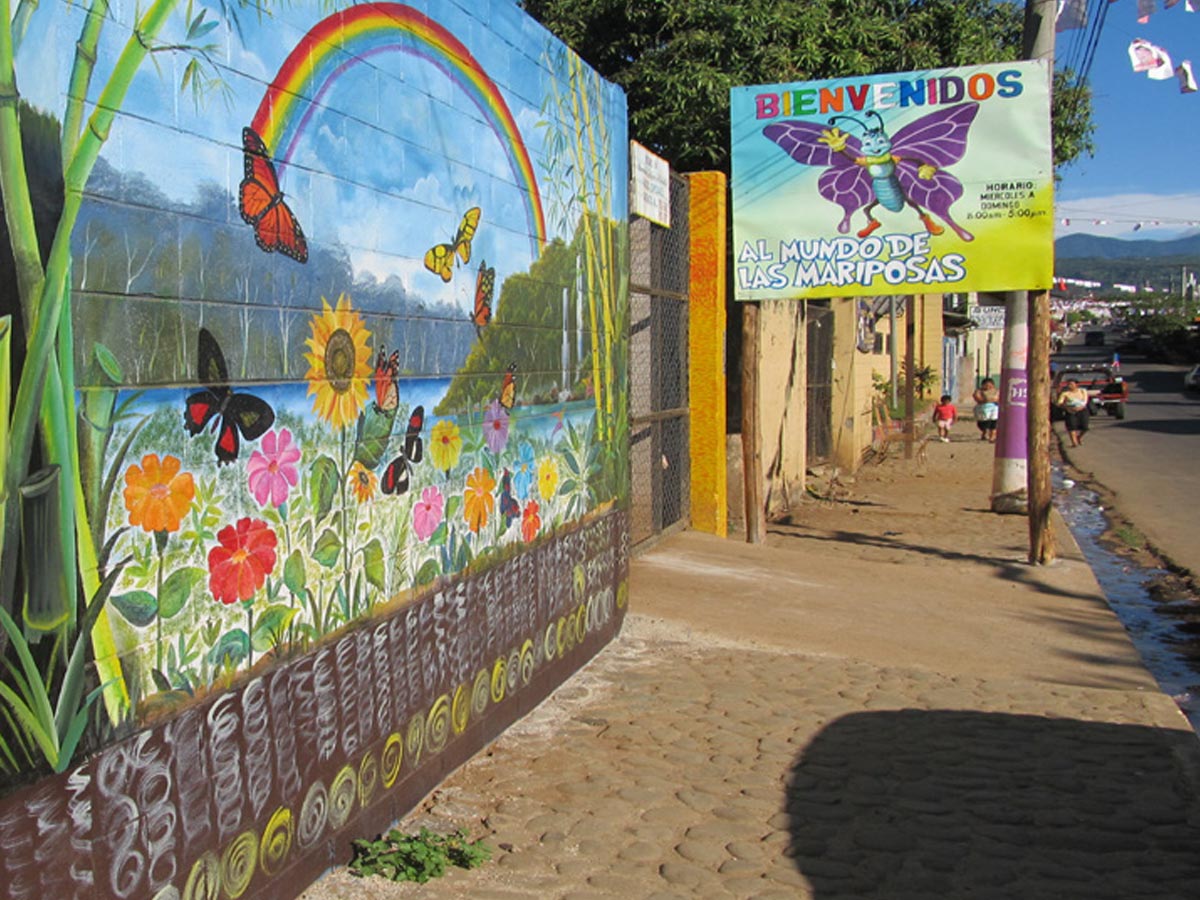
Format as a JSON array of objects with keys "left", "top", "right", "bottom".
[
  {"left": 972, "top": 378, "right": 1000, "bottom": 443},
  {"left": 1056, "top": 377, "right": 1090, "bottom": 447}
]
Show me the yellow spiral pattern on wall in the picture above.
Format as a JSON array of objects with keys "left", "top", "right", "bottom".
[
  {"left": 544, "top": 622, "right": 557, "bottom": 661},
  {"left": 220, "top": 830, "right": 258, "bottom": 899},
  {"left": 490, "top": 656, "right": 507, "bottom": 703},
  {"left": 181, "top": 851, "right": 220, "bottom": 900},
  {"left": 506, "top": 649, "right": 520, "bottom": 691},
  {"left": 328, "top": 765, "right": 358, "bottom": 830},
  {"left": 259, "top": 807, "right": 293, "bottom": 876},
  {"left": 617, "top": 580, "right": 628, "bottom": 609},
  {"left": 471, "top": 668, "right": 490, "bottom": 716},
  {"left": 426, "top": 694, "right": 451, "bottom": 753},
  {"left": 381, "top": 732, "right": 404, "bottom": 788},
  {"left": 572, "top": 564, "right": 586, "bottom": 604},
  {"left": 573, "top": 603, "right": 586, "bottom": 643},
  {"left": 406, "top": 715, "right": 425, "bottom": 767},
  {"left": 451, "top": 683, "right": 471, "bottom": 735},
  {"left": 359, "top": 749, "right": 379, "bottom": 807}
]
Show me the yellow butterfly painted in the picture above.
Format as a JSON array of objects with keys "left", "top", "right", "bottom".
[{"left": 424, "top": 207, "right": 481, "bottom": 282}]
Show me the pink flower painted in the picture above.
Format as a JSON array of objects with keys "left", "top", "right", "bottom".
[
  {"left": 413, "top": 485, "right": 445, "bottom": 542},
  {"left": 246, "top": 428, "right": 301, "bottom": 508}
]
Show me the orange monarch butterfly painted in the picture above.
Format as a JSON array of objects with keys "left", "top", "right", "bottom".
[
  {"left": 472, "top": 259, "right": 495, "bottom": 336},
  {"left": 499, "top": 363, "right": 516, "bottom": 411},
  {"left": 373, "top": 348, "right": 400, "bottom": 415},
  {"left": 423, "top": 207, "right": 480, "bottom": 282},
  {"left": 381, "top": 405, "right": 425, "bottom": 495},
  {"left": 239, "top": 127, "right": 308, "bottom": 263}
]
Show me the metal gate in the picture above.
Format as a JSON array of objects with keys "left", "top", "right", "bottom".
[
  {"left": 629, "top": 173, "right": 690, "bottom": 549},
  {"left": 806, "top": 301, "right": 834, "bottom": 463}
]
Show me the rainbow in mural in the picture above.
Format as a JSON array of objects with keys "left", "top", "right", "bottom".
[{"left": 249, "top": 2, "right": 547, "bottom": 254}]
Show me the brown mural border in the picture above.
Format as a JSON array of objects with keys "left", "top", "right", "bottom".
[{"left": 0, "top": 508, "right": 629, "bottom": 900}]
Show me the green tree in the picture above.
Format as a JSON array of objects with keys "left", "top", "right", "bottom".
[{"left": 521, "top": 0, "right": 1093, "bottom": 173}]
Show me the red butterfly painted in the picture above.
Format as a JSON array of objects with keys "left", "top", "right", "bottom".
[
  {"left": 239, "top": 126, "right": 308, "bottom": 263},
  {"left": 381, "top": 406, "right": 425, "bottom": 495},
  {"left": 373, "top": 348, "right": 400, "bottom": 415},
  {"left": 184, "top": 328, "right": 275, "bottom": 465}
]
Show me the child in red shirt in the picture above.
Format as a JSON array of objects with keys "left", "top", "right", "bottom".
[{"left": 932, "top": 394, "right": 957, "bottom": 443}]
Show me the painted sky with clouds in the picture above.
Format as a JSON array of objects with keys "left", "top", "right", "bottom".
[
  {"left": 17, "top": 1, "right": 625, "bottom": 314},
  {"left": 1056, "top": 0, "right": 1200, "bottom": 240}
]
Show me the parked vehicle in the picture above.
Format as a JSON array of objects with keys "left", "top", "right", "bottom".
[{"left": 1051, "top": 364, "right": 1127, "bottom": 420}]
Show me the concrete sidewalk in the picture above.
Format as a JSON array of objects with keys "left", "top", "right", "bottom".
[{"left": 303, "top": 439, "right": 1200, "bottom": 899}]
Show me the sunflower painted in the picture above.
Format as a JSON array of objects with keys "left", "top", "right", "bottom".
[
  {"left": 429, "top": 419, "right": 463, "bottom": 473},
  {"left": 463, "top": 466, "right": 496, "bottom": 533},
  {"left": 303, "top": 294, "right": 373, "bottom": 429}
]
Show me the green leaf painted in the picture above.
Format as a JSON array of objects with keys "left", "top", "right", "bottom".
[
  {"left": 445, "top": 494, "right": 461, "bottom": 521},
  {"left": 362, "top": 539, "right": 386, "bottom": 593},
  {"left": 415, "top": 558, "right": 440, "bottom": 587},
  {"left": 355, "top": 405, "right": 396, "bottom": 469},
  {"left": 93, "top": 343, "right": 123, "bottom": 382},
  {"left": 428, "top": 522, "right": 447, "bottom": 547},
  {"left": 313, "top": 529, "right": 342, "bottom": 568},
  {"left": 111, "top": 590, "right": 157, "bottom": 627},
  {"left": 251, "top": 605, "right": 298, "bottom": 652},
  {"left": 207, "top": 630, "right": 249, "bottom": 668},
  {"left": 310, "top": 455, "right": 340, "bottom": 523},
  {"left": 283, "top": 549, "right": 307, "bottom": 595},
  {"left": 158, "top": 567, "right": 203, "bottom": 619}
]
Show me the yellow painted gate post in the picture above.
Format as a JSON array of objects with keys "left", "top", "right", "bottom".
[{"left": 686, "top": 171, "right": 727, "bottom": 536}]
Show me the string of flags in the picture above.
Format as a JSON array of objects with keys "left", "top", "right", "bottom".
[{"left": 1058, "top": 0, "right": 1200, "bottom": 93}]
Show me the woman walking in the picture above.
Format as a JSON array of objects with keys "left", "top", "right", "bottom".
[
  {"left": 1056, "top": 377, "right": 1090, "bottom": 447},
  {"left": 972, "top": 378, "right": 1000, "bottom": 444}
]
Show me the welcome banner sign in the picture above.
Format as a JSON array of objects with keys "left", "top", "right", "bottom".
[{"left": 730, "top": 60, "right": 1053, "bottom": 300}]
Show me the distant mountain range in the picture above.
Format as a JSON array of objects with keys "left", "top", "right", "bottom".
[
  {"left": 1055, "top": 231, "right": 1200, "bottom": 260},
  {"left": 1053, "top": 232, "right": 1200, "bottom": 292}
]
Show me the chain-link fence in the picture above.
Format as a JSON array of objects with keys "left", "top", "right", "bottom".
[{"left": 629, "top": 173, "right": 690, "bottom": 550}]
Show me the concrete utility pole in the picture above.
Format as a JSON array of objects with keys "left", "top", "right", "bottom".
[
  {"left": 991, "top": 291, "right": 1029, "bottom": 512},
  {"left": 1024, "top": 0, "right": 1057, "bottom": 563}
]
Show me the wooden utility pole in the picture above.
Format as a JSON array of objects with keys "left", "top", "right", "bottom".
[
  {"left": 741, "top": 302, "right": 766, "bottom": 543},
  {"left": 1024, "top": 0, "right": 1057, "bottom": 563}
]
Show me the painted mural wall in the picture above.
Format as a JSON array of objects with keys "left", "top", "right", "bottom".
[{"left": 0, "top": 1, "right": 629, "bottom": 896}]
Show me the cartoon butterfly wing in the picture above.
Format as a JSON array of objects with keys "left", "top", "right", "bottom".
[
  {"left": 892, "top": 104, "right": 979, "bottom": 240},
  {"left": 763, "top": 120, "right": 871, "bottom": 234},
  {"left": 454, "top": 207, "right": 481, "bottom": 264},
  {"left": 424, "top": 243, "right": 455, "bottom": 282}
]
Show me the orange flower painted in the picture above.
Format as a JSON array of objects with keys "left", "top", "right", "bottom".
[
  {"left": 123, "top": 453, "right": 195, "bottom": 533},
  {"left": 463, "top": 466, "right": 496, "bottom": 533},
  {"left": 349, "top": 461, "right": 377, "bottom": 504}
]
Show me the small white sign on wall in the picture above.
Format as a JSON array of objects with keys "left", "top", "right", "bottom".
[{"left": 631, "top": 140, "right": 671, "bottom": 228}]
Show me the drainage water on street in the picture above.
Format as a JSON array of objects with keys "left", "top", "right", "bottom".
[{"left": 1054, "top": 467, "right": 1200, "bottom": 737}]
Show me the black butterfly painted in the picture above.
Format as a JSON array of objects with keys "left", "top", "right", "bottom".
[
  {"left": 499, "top": 468, "right": 520, "bottom": 530},
  {"left": 184, "top": 328, "right": 275, "bottom": 465},
  {"left": 381, "top": 405, "right": 425, "bottom": 495}
]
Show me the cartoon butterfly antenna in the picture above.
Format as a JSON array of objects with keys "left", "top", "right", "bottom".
[
  {"left": 827, "top": 114, "right": 868, "bottom": 133},
  {"left": 863, "top": 110, "right": 887, "bottom": 131}
]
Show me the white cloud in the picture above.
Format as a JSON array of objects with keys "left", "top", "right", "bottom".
[{"left": 1055, "top": 192, "right": 1200, "bottom": 239}]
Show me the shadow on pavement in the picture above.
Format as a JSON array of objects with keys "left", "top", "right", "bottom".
[
  {"left": 1122, "top": 368, "right": 1190, "bottom": 395},
  {"left": 1111, "top": 419, "right": 1200, "bottom": 436},
  {"left": 785, "top": 709, "right": 1200, "bottom": 899}
]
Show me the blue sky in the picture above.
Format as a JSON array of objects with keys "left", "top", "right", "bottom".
[{"left": 1056, "top": 0, "right": 1200, "bottom": 239}]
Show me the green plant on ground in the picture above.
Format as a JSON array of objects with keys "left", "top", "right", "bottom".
[
  {"left": 1113, "top": 524, "right": 1146, "bottom": 551},
  {"left": 348, "top": 827, "right": 493, "bottom": 883}
]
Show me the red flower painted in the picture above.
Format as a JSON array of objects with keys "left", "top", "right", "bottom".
[
  {"left": 208, "top": 517, "right": 278, "bottom": 604},
  {"left": 521, "top": 500, "right": 541, "bottom": 543}
]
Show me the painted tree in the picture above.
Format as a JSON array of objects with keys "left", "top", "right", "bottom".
[{"left": 522, "top": 0, "right": 1094, "bottom": 173}]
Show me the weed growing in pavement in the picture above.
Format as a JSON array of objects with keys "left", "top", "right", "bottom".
[
  {"left": 348, "top": 827, "right": 492, "bottom": 883},
  {"left": 1114, "top": 524, "right": 1146, "bottom": 551}
]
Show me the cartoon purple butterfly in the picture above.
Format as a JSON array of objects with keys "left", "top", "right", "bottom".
[{"left": 762, "top": 103, "right": 978, "bottom": 242}]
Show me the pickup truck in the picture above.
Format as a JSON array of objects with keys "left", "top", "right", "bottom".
[{"left": 1051, "top": 364, "right": 1128, "bottom": 420}]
